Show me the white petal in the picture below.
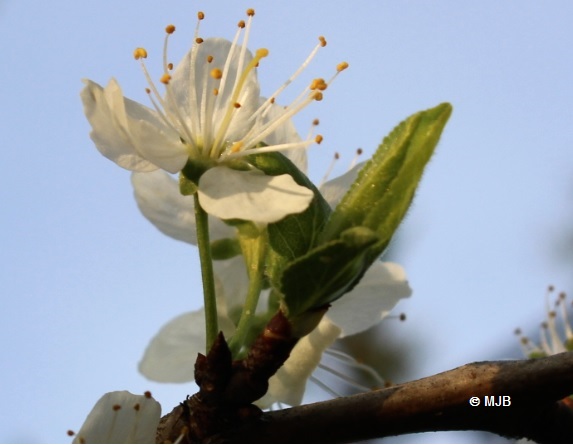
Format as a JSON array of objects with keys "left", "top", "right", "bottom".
[
  {"left": 198, "top": 167, "right": 313, "bottom": 223},
  {"left": 259, "top": 99, "right": 307, "bottom": 173},
  {"left": 138, "top": 310, "right": 235, "bottom": 383},
  {"left": 326, "top": 261, "right": 412, "bottom": 337},
  {"left": 319, "top": 161, "right": 366, "bottom": 209},
  {"left": 170, "top": 38, "right": 260, "bottom": 144},
  {"left": 213, "top": 256, "right": 250, "bottom": 312},
  {"left": 81, "top": 79, "right": 157, "bottom": 172},
  {"left": 73, "top": 391, "right": 161, "bottom": 444},
  {"left": 256, "top": 318, "right": 341, "bottom": 408},
  {"left": 131, "top": 171, "right": 234, "bottom": 244}
]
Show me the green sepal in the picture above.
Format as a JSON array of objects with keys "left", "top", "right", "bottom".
[
  {"left": 179, "top": 173, "right": 197, "bottom": 196},
  {"left": 210, "top": 238, "right": 241, "bottom": 260},
  {"left": 280, "top": 226, "right": 379, "bottom": 318},
  {"left": 320, "top": 103, "right": 452, "bottom": 257},
  {"left": 247, "top": 152, "right": 331, "bottom": 289}
]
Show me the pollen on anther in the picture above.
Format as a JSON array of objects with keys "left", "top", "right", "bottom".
[
  {"left": 210, "top": 68, "right": 223, "bottom": 79},
  {"left": 133, "top": 47, "right": 148, "bottom": 60},
  {"left": 310, "top": 78, "right": 328, "bottom": 91},
  {"left": 337, "top": 61, "right": 349, "bottom": 72},
  {"left": 197, "top": 11, "right": 205, "bottom": 20},
  {"left": 246, "top": 8, "right": 255, "bottom": 16},
  {"left": 315, "top": 135, "right": 324, "bottom": 144},
  {"left": 112, "top": 404, "right": 121, "bottom": 411},
  {"left": 195, "top": 37, "right": 204, "bottom": 44},
  {"left": 319, "top": 36, "right": 327, "bottom": 47},
  {"left": 160, "top": 73, "right": 172, "bottom": 84},
  {"left": 238, "top": 20, "right": 246, "bottom": 29},
  {"left": 165, "top": 24, "right": 176, "bottom": 34}
]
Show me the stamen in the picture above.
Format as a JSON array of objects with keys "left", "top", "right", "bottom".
[
  {"left": 320, "top": 152, "right": 340, "bottom": 187},
  {"left": 210, "top": 68, "right": 223, "bottom": 79},
  {"left": 348, "top": 147, "right": 363, "bottom": 169},
  {"left": 165, "top": 24, "right": 176, "bottom": 34},
  {"left": 197, "top": 11, "right": 205, "bottom": 20},
  {"left": 133, "top": 47, "right": 148, "bottom": 60},
  {"left": 246, "top": 8, "right": 255, "bottom": 16},
  {"left": 160, "top": 74, "right": 171, "bottom": 84},
  {"left": 315, "top": 135, "right": 323, "bottom": 144}
]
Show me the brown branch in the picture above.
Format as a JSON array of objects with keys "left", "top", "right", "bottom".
[{"left": 211, "top": 352, "right": 573, "bottom": 443}]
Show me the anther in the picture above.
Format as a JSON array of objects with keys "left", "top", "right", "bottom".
[
  {"left": 357, "top": 148, "right": 363, "bottom": 155},
  {"left": 238, "top": 20, "right": 246, "bottom": 29},
  {"left": 207, "top": 55, "right": 214, "bottom": 63},
  {"left": 67, "top": 430, "right": 75, "bottom": 437},
  {"left": 399, "top": 313, "right": 406, "bottom": 321},
  {"left": 313, "top": 91, "right": 324, "bottom": 101},
  {"left": 195, "top": 37, "right": 204, "bottom": 44},
  {"left": 337, "top": 61, "right": 349, "bottom": 72},
  {"left": 112, "top": 404, "right": 121, "bottom": 411},
  {"left": 160, "top": 73, "right": 172, "bottom": 84},
  {"left": 167, "top": 63, "right": 173, "bottom": 70},
  {"left": 246, "top": 8, "right": 255, "bottom": 16},
  {"left": 234, "top": 102, "right": 241, "bottom": 109},
  {"left": 319, "top": 36, "right": 327, "bottom": 47},
  {"left": 145, "top": 88, "right": 151, "bottom": 94},
  {"left": 197, "top": 11, "right": 205, "bottom": 20},
  {"left": 315, "top": 135, "right": 323, "bottom": 144},
  {"left": 210, "top": 68, "right": 223, "bottom": 80},
  {"left": 133, "top": 47, "right": 148, "bottom": 60},
  {"left": 165, "top": 24, "right": 176, "bottom": 34},
  {"left": 133, "top": 403, "right": 141, "bottom": 411},
  {"left": 213, "top": 88, "right": 219, "bottom": 96},
  {"left": 310, "top": 78, "right": 328, "bottom": 91},
  {"left": 144, "top": 391, "right": 152, "bottom": 399},
  {"left": 313, "top": 118, "right": 320, "bottom": 126}
]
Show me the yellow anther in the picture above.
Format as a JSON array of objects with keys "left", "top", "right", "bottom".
[
  {"left": 315, "top": 135, "right": 324, "bottom": 144},
  {"left": 160, "top": 73, "right": 172, "bottom": 84},
  {"left": 238, "top": 20, "right": 246, "bottom": 29},
  {"left": 234, "top": 102, "right": 241, "bottom": 108},
  {"left": 313, "top": 91, "right": 324, "bottom": 101},
  {"left": 231, "top": 141, "right": 243, "bottom": 153},
  {"left": 246, "top": 8, "right": 255, "bottom": 16},
  {"left": 167, "top": 63, "right": 173, "bottom": 70},
  {"left": 310, "top": 78, "right": 328, "bottom": 91},
  {"left": 195, "top": 37, "right": 204, "bottom": 44},
  {"left": 133, "top": 47, "right": 148, "bottom": 60},
  {"left": 213, "top": 88, "right": 219, "bottom": 96},
  {"left": 313, "top": 118, "right": 320, "bottom": 126},
  {"left": 255, "top": 48, "right": 269, "bottom": 58},
  {"left": 145, "top": 88, "right": 151, "bottom": 94},
  {"left": 319, "top": 36, "right": 327, "bottom": 47},
  {"left": 337, "top": 61, "right": 349, "bottom": 72},
  {"left": 270, "top": 97, "right": 276, "bottom": 104},
  {"left": 210, "top": 68, "right": 223, "bottom": 79},
  {"left": 165, "top": 24, "right": 176, "bottom": 34},
  {"left": 207, "top": 55, "right": 214, "bottom": 63},
  {"left": 197, "top": 11, "right": 205, "bottom": 20}
]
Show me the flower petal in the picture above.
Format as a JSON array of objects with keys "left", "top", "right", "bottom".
[
  {"left": 81, "top": 79, "right": 157, "bottom": 172},
  {"left": 131, "top": 171, "right": 234, "bottom": 244},
  {"left": 73, "top": 391, "right": 160, "bottom": 444},
  {"left": 259, "top": 99, "right": 307, "bottom": 173},
  {"left": 170, "top": 38, "right": 260, "bottom": 146},
  {"left": 326, "top": 261, "right": 412, "bottom": 337},
  {"left": 255, "top": 318, "right": 341, "bottom": 408},
  {"left": 197, "top": 167, "right": 314, "bottom": 223},
  {"left": 319, "top": 161, "right": 366, "bottom": 209},
  {"left": 138, "top": 310, "right": 235, "bottom": 383}
]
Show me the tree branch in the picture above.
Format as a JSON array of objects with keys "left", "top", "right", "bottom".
[{"left": 210, "top": 352, "right": 573, "bottom": 443}]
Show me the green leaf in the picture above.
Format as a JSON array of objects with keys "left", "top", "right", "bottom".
[
  {"left": 320, "top": 103, "right": 452, "bottom": 257},
  {"left": 247, "top": 152, "right": 331, "bottom": 289},
  {"left": 280, "top": 226, "right": 379, "bottom": 319}
]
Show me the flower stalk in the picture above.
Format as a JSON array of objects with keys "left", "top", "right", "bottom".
[{"left": 193, "top": 193, "right": 218, "bottom": 351}]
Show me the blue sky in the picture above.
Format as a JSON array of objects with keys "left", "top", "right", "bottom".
[{"left": 2, "top": 1, "right": 573, "bottom": 442}]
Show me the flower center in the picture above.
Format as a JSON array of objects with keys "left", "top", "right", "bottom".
[{"left": 133, "top": 8, "right": 348, "bottom": 165}]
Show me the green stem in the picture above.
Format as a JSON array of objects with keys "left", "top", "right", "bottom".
[
  {"left": 228, "top": 231, "right": 266, "bottom": 356},
  {"left": 193, "top": 193, "right": 218, "bottom": 352}
]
